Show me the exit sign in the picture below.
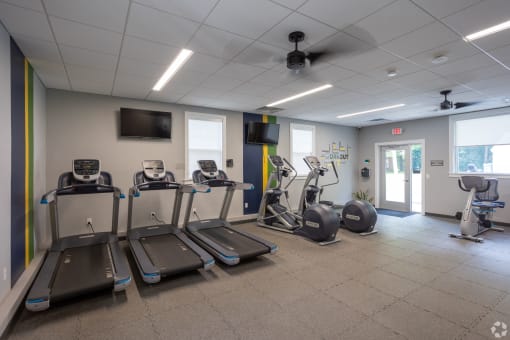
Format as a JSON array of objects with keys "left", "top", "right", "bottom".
[{"left": 392, "top": 127, "right": 403, "bottom": 135}]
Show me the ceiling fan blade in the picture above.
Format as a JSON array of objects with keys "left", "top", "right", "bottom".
[
  {"left": 454, "top": 101, "right": 481, "bottom": 109},
  {"left": 306, "top": 52, "right": 326, "bottom": 65}
]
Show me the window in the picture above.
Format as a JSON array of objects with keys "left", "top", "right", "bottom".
[
  {"left": 185, "top": 112, "right": 226, "bottom": 179},
  {"left": 290, "top": 123, "right": 315, "bottom": 176},
  {"left": 450, "top": 112, "right": 510, "bottom": 174}
]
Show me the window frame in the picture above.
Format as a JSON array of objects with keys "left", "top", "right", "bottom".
[
  {"left": 290, "top": 123, "right": 316, "bottom": 177},
  {"left": 449, "top": 109, "right": 510, "bottom": 177},
  {"left": 184, "top": 111, "right": 226, "bottom": 181}
]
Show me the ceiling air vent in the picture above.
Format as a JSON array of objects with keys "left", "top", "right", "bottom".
[
  {"left": 255, "top": 106, "right": 284, "bottom": 114},
  {"left": 368, "top": 118, "right": 391, "bottom": 122}
]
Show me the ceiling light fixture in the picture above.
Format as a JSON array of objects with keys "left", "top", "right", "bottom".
[
  {"left": 152, "top": 49, "right": 194, "bottom": 91},
  {"left": 464, "top": 19, "right": 510, "bottom": 41},
  {"left": 336, "top": 103, "right": 406, "bottom": 119},
  {"left": 267, "top": 84, "right": 333, "bottom": 107},
  {"left": 431, "top": 55, "right": 449, "bottom": 64}
]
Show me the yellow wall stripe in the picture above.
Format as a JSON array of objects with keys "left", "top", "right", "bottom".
[{"left": 262, "top": 115, "right": 269, "bottom": 190}]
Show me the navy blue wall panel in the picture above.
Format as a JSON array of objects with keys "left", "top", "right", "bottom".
[
  {"left": 10, "top": 39, "right": 25, "bottom": 286},
  {"left": 243, "top": 113, "right": 263, "bottom": 214}
]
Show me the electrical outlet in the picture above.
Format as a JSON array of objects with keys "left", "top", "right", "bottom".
[
  {"left": 192, "top": 208, "right": 197, "bottom": 214},
  {"left": 151, "top": 211, "right": 156, "bottom": 218},
  {"left": 3, "top": 267, "right": 7, "bottom": 281},
  {"left": 244, "top": 202, "right": 248, "bottom": 208},
  {"left": 86, "top": 218, "right": 92, "bottom": 225}
]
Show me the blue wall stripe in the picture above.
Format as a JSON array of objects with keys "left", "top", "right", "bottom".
[
  {"left": 10, "top": 39, "right": 26, "bottom": 286},
  {"left": 243, "top": 113, "right": 263, "bottom": 214}
]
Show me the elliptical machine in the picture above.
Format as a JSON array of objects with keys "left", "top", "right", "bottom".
[
  {"left": 449, "top": 175, "right": 505, "bottom": 243},
  {"left": 257, "top": 155, "right": 339, "bottom": 245},
  {"left": 300, "top": 155, "right": 378, "bottom": 236}
]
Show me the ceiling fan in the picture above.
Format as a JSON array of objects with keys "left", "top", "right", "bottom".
[
  {"left": 285, "top": 31, "right": 328, "bottom": 71},
  {"left": 439, "top": 90, "right": 480, "bottom": 110}
]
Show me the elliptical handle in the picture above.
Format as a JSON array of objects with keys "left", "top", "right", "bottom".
[{"left": 283, "top": 157, "right": 298, "bottom": 190}]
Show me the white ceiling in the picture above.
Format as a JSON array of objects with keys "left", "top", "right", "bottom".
[{"left": 1, "top": 0, "right": 510, "bottom": 126}]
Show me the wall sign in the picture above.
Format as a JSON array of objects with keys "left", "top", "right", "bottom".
[
  {"left": 430, "top": 160, "right": 444, "bottom": 166},
  {"left": 320, "top": 141, "right": 351, "bottom": 166}
]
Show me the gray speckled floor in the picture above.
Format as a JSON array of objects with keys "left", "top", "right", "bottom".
[{"left": 6, "top": 214, "right": 510, "bottom": 340}]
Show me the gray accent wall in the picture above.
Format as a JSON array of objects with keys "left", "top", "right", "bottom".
[
  {"left": 0, "top": 23, "right": 11, "bottom": 304},
  {"left": 358, "top": 115, "right": 510, "bottom": 223}
]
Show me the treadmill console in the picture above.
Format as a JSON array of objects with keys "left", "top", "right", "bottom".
[
  {"left": 269, "top": 155, "right": 284, "bottom": 167},
  {"left": 198, "top": 160, "right": 219, "bottom": 179},
  {"left": 73, "top": 159, "right": 101, "bottom": 182},
  {"left": 142, "top": 160, "right": 165, "bottom": 180}
]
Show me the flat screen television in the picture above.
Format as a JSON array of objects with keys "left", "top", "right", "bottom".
[
  {"left": 246, "top": 121, "right": 280, "bottom": 145},
  {"left": 120, "top": 108, "right": 171, "bottom": 139}
]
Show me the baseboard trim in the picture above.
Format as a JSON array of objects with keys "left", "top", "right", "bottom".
[
  {"left": 424, "top": 212, "right": 510, "bottom": 227},
  {"left": 0, "top": 251, "right": 45, "bottom": 338}
]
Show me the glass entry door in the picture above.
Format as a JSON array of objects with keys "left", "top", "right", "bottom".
[{"left": 380, "top": 145, "right": 410, "bottom": 211}]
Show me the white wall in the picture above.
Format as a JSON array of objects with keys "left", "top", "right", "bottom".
[
  {"left": 46, "top": 90, "right": 246, "bottom": 235},
  {"left": 0, "top": 23, "right": 12, "bottom": 304},
  {"left": 277, "top": 117, "right": 358, "bottom": 210},
  {"left": 358, "top": 114, "right": 510, "bottom": 223}
]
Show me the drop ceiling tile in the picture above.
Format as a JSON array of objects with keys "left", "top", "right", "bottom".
[
  {"left": 113, "top": 72, "right": 155, "bottom": 99},
  {"left": 70, "top": 79, "right": 113, "bottom": 95},
  {"left": 445, "top": 64, "right": 504, "bottom": 84},
  {"left": 44, "top": 0, "right": 129, "bottom": 33},
  {"left": 29, "top": 59, "right": 70, "bottom": 89},
  {"left": 302, "top": 65, "right": 356, "bottom": 83},
  {"left": 187, "top": 87, "right": 226, "bottom": 99},
  {"left": 0, "top": 3, "right": 53, "bottom": 41},
  {"left": 344, "top": 0, "right": 434, "bottom": 45},
  {"left": 271, "top": 0, "right": 307, "bottom": 10},
  {"left": 334, "top": 74, "right": 381, "bottom": 91},
  {"left": 177, "top": 95, "right": 224, "bottom": 108},
  {"left": 490, "top": 43, "right": 510, "bottom": 65},
  {"left": 329, "top": 45, "right": 399, "bottom": 71},
  {"left": 181, "top": 52, "right": 226, "bottom": 74},
  {"left": 126, "top": 3, "right": 200, "bottom": 46},
  {"left": 214, "top": 62, "right": 266, "bottom": 81},
  {"left": 148, "top": 87, "right": 187, "bottom": 103},
  {"left": 117, "top": 56, "right": 167, "bottom": 78},
  {"left": 233, "top": 42, "right": 288, "bottom": 70},
  {"left": 407, "top": 40, "right": 480, "bottom": 68},
  {"left": 474, "top": 29, "right": 510, "bottom": 51},
  {"left": 51, "top": 17, "right": 122, "bottom": 55},
  {"left": 200, "top": 75, "right": 244, "bottom": 91},
  {"left": 231, "top": 81, "right": 275, "bottom": 97},
  {"left": 411, "top": 0, "right": 481, "bottom": 19},
  {"left": 259, "top": 12, "right": 337, "bottom": 49},
  {"left": 442, "top": 0, "right": 510, "bottom": 36},
  {"left": 205, "top": 0, "right": 291, "bottom": 39},
  {"left": 392, "top": 70, "right": 440, "bottom": 87},
  {"left": 430, "top": 53, "right": 495, "bottom": 76},
  {"left": 297, "top": 0, "right": 394, "bottom": 30},
  {"left": 12, "top": 34, "right": 61, "bottom": 63},
  {"left": 121, "top": 36, "right": 180, "bottom": 64},
  {"left": 171, "top": 69, "right": 211, "bottom": 86},
  {"left": 132, "top": 0, "right": 218, "bottom": 22},
  {"left": 66, "top": 64, "right": 115, "bottom": 86},
  {"left": 187, "top": 25, "right": 253, "bottom": 60},
  {"left": 381, "top": 22, "right": 460, "bottom": 58},
  {"left": 60, "top": 45, "right": 117, "bottom": 71},
  {"left": 364, "top": 59, "right": 423, "bottom": 81},
  {"left": 464, "top": 74, "right": 510, "bottom": 91},
  {"left": 2, "top": 0, "right": 44, "bottom": 12}
]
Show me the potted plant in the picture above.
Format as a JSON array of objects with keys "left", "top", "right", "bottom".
[{"left": 352, "top": 190, "right": 374, "bottom": 205}]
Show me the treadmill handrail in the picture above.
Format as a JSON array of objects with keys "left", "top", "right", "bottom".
[
  {"left": 41, "top": 184, "right": 123, "bottom": 204},
  {"left": 198, "top": 179, "right": 254, "bottom": 191},
  {"left": 130, "top": 180, "right": 182, "bottom": 195}
]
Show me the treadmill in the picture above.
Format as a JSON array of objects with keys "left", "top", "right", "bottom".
[
  {"left": 26, "top": 159, "right": 131, "bottom": 311},
  {"left": 183, "top": 160, "right": 278, "bottom": 266},
  {"left": 127, "top": 160, "right": 214, "bottom": 284}
]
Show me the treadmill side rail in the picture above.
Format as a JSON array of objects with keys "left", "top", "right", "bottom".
[
  {"left": 25, "top": 251, "right": 59, "bottom": 311},
  {"left": 128, "top": 238, "right": 161, "bottom": 284},
  {"left": 233, "top": 226, "right": 279, "bottom": 254},
  {"left": 109, "top": 241, "right": 132, "bottom": 291},
  {"left": 175, "top": 233, "right": 215, "bottom": 270}
]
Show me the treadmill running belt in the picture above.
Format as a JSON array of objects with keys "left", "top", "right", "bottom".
[
  {"left": 51, "top": 243, "right": 114, "bottom": 303},
  {"left": 141, "top": 234, "right": 203, "bottom": 276},
  {"left": 200, "top": 227, "right": 270, "bottom": 259}
]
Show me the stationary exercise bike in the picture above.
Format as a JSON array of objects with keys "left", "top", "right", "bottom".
[
  {"left": 257, "top": 155, "right": 339, "bottom": 245},
  {"left": 299, "top": 155, "right": 378, "bottom": 236},
  {"left": 449, "top": 175, "right": 505, "bottom": 242}
]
